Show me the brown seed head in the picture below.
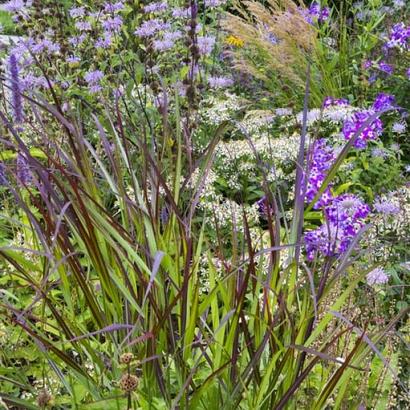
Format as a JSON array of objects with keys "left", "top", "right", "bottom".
[
  {"left": 119, "top": 374, "right": 139, "bottom": 392},
  {"left": 120, "top": 352, "right": 134, "bottom": 365}
]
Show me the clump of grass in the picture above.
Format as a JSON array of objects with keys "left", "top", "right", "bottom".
[
  {"left": 0, "top": 68, "right": 405, "bottom": 408},
  {"left": 223, "top": 0, "right": 341, "bottom": 107},
  {"left": 0, "top": 11, "right": 16, "bottom": 35}
]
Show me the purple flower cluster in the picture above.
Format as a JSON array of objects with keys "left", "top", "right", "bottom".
[
  {"left": 69, "top": 6, "right": 86, "bottom": 19},
  {"left": 208, "top": 76, "right": 234, "bottom": 88},
  {"left": 134, "top": 19, "right": 170, "bottom": 38},
  {"left": 153, "top": 38, "right": 174, "bottom": 51},
  {"left": 197, "top": 36, "right": 216, "bottom": 56},
  {"left": 75, "top": 21, "right": 92, "bottom": 31},
  {"left": 3, "top": 0, "right": 25, "bottom": 13},
  {"left": 84, "top": 70, "right": 104, "bottom": 93},
  {"left": 323, "top": 96, "right": 349, "bottom": 108},
  {"left": 305, "top": 194, "right": 370, "bottom": 260},
  {"left": 172, "top": 7, "right": 190, "bottom": 18},
  {"left": 95, "top": 32, "right": 113, "bottom": 49},
  {"left": 302, "top": 2, "right": 330, "bottom": 24},
  {"left": 366, "top": 267, "right": 389, "bottom": 286},
  {"left": 143, "top": 1, "right": 168, "bottom": 13},
  {"left": 305, "top": 139, "right": 335, "bottom": 209},
  {"left": 102, "top": 16, "right": 123, "bottom": 33},
  {"left": 104, "top": 2, "right": 125, "bottom": 13},
  {"left": 372, "top": 93, "right": 396, "bottom": 111},
  {"left": 378, "top": 61, "right": 394, "bottom": 76},
  {"left": 386, "top": 22, "right": 410, "bottom": 50},
  {"left": 342, "top": 110, "right": 383, "bottom": 149},
  {"left": 373, "top": 198, "right": 400, "bottom": 215}
]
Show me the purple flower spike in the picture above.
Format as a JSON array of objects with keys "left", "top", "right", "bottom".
[
  {"left": 372, "top": 93, "right": 396, "bottom": 112},
  {"left": 305, "top": 139, "right": 335, "bottom": 209},
  {"left": 305, "top": 194, "right": 370, "bottom": 260},
  {"left": 17, "top": 153, "right": 32, "bottom": 185},
  {"left": 0, "top": 162, "right": 8, "bottom": 185},
  {"left": 342, "top": 111, "right": 383, "bottom": 149},
  {"left": 386, "top": 22, "right": 410, "bottom": 50},
  {"left": 9, "top": 54, "right": 23, "bottom": 124}
]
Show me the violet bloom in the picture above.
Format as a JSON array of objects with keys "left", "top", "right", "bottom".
[
  {"left": 342, "top": 110, "right": 383, "bottom": 149},
  {"left": 372, "top": 93, "right": 396, "bottom": 111},
  {"left": 366, "top": 267, "right": 389, "bottom": 286},
  {"left": 104, "top": 2, "right": 125, "bottom": 13},
  {"left": 392, "top": 122, "right": 406, "bottom": 133},
  {"left": 134, "top": 19, "right": 169, "bottom": 37},
  {"left": 84, "top": 70, "right": 104, "bottom": 94},
  {"left": 207, "top": 76, "right": 234, "bottom": 88},
  {"left": 363, "top": 60, "right": 373, "bottom": 70},
  {"left": 407, "top": 67, "right": 410, "bottom": 79},
  {"left": 305, "top": 194, "right": 370, "bottom": 260},
  {"left": 85, "top": 70, "right": 104, "bottom": 93},
  {"left": 17, "top": 153, "right": 32, "bottom": 185},
  {"left": 102, "top": 16, "right": 123, "bottom": 32},
  {"left": 75, "top": 21, "right": 92, "bottom": 31},
  {"left": 8, "top": 54, "right": 23, "bottom": 124},
  {"left": 69, "top": 6, "right": 86, "bottom": 18},
  {"left": 143, "top": 1, "right": 168, "bottom": 13},
  {"left": 163, "top": 30, "right": 182, "bottom": 42},
  {"left": 378, "top": 61, "right": 394, "bottom": 76},
  {"left": 3, "top": 0, "right": 25, "bottom": 13},
  {"left": 373, "top": 198, "right": 400, "bottom": 215},
  {"left": 303, "top": 2, "right": 330, "bottom": 24},
  {"left": 95, "top": 32, "right": 113, "bottom": 49},
  {"left": 386, "top": 22, "right": 410, "bottom": 50},
  {"left": 69, "top": 34, "right": 87, "bottom": 47},
  {"left": 305, "top": 139, "right": 335, "bottom": 209},
  {"left": 172, "top": 7, "right": 190, "bottom": 18},
  {"left": 323, "top": 96, "right": 349, "bottom": 108},
  {"left": 85, "top": 70, "right": 104, "bottom": 84},
  {"left": 153, "top": 39, "right": 174, "bottom": 51},
  {"left": 197, "top": 36, "right": 216, "bottom": 56},
  {"left": 371, "top": 147, "right": 388, "bottom": 159},
  {"left": 0, "top": 162, "right": 7, "bottom": 186},
  {"left": 89, "top": 85, "right": 102, "bottom": 94},
  {"left": 20, "top": 74, "right": 48, "bottom": 91}
]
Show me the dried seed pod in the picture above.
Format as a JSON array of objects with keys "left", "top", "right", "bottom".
[
  {"left": 119, "top": 374, "right": 139, "bottom": 392},
  {"left": 120, "top": 352, "right": 134, "bottom": 365}
]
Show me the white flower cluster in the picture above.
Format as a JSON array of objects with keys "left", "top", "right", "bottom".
[
  {"left": 198, "top": 197, "right": 260, "bottom": 231},
  {"left": 200, "top": 92, "right": 246, "bottom": 126},
  {"left": 188, "top": 168, "right": 219, "bottom": 200},
  {"left": 292, "top": 104, "right": 357, "bottom": 127},
  {"left": 197, "top": 254, "right": 225, "bottom": 294},
  {"left": 367, "top": 185, "right": 410, "bottom": 261}
]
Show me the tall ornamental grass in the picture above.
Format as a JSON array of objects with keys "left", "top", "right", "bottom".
[{"left": 0, "top": 67, "right": 405, "bottom": 409}]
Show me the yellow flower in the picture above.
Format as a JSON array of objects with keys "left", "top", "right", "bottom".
[{"left": 226, "top": 35, "right": 244, "bottom": 48}]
